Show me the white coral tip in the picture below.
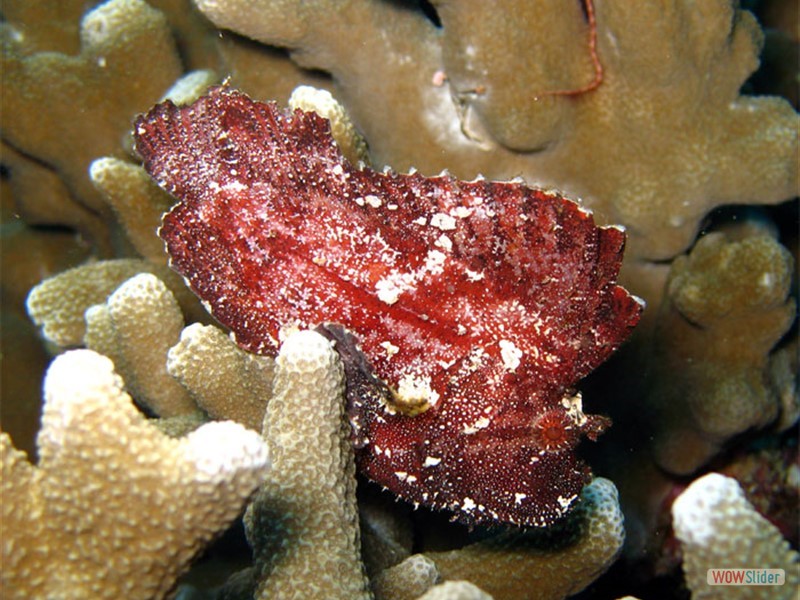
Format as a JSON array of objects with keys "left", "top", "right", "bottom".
[
  {"left": 185, "top": 421, "right": 270, "bottom": 477},
  {"left": 278, "top": 329, "right": 335, "bottom": 364},
  {"left": 671, "top": 473, "right": 743, "bottom": 548}
]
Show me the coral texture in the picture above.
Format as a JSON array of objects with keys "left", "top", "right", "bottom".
[
  {"left": 243, "top": 330, "right": 371, "bottom": 599},
  {"left": 0, "top": 349, "right": 269, "bottom": 600},
  {"left": 1, "top": 0, "right": 797, "bottom": 598},
  {"left": 672, "top": 473, "right": 800, "bottom": 599},
  {"left": 647, "top": 230, "right": 796, "bottom": 474},
  {"left": 416, "top": 581, "right": 493, "bottom": 600},
  {"left": 373, "top": 554, "right": 441, "bottom": 600},
  {"left": 85, "top": 272, "right": 198, "bottom": 417},
  {"left": 167, "top": 323, "right": 274, "bottom": 431},
  {"left": 1, "top": 0, "right": 183, "bottom": 249},
  {"left": 90, "top": 157, "right": 176, "bottom": 263},
  {"left": 192, "top": 0, "right": 798, "bottom": 262},
  {"left": 25, "top": 259, "right": 194, "bottom": 348},
  {"left": 288, "top": 85, "right": 370, "bottom": 165},
  {"left": 426, "top": 477, "right": 625, "bottom": 600}
]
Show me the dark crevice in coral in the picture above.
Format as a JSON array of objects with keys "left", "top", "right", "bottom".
[
  {"left": 415, "top": 0, "right": 441, "bottom": 28},
  {"left": 381, "top": 0, "right": 442, "bottom": 28},
  {"left": 575, "top": 557, "right": 690, "bottom": 600}
]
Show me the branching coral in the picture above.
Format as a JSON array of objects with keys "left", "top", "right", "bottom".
[
  {"left": 241, "top": 329, "right": 371, "bottom": 599},
  {"left": 672, "top": 473, "right": 800, "bottom": 599},
  {"left": 89, "top": 157, "right": 176, "bottom": 263},
  {"left": 19, "top": 273, "right": 634, "bottom": 599},
  {"left": 288, "top": 85, "right": 370, "bottom": 166},
  {"left": 373, "top": 554, "right": 441, "bottom": 600},
  {"left": 84, "top": 272, "right": 198, "bottom": 417},
  {"left": 416, "top": 581, "right": 493, "bottom": 600},
  {"left": 0, "top": 179, "right": 93, "bottom": 453},
  {"left": 2, "top": 1, "right": 798, "bottom": 598},
  {"left": 0, "top": 0, "right": 87, "bottom": 55},
  {"left": 88, "top": 69, "right": 222, "bottom": 261},
  {"left": 191, "top": 0, "right": 798, "bottom": 261},
  {"left": 425, "top": 477, "right": 625, "bottom": 600},
  {"left": 647, "top": 230, "right": 796, "bottom": 475},
  {"left": 0, "top": 349, "right": 269, "bottom": 600},
  {"left": 167, "top": 323, "right": 274, "bottom": 431},
  {"left": 28, "top": 267, "right": 271, "bottom": 428},
  {"left": 25, "top": 259, "right": 192, "bottom": 348},
  {"left": 1, "top": 0, "right": 183, "bottom": 248}
]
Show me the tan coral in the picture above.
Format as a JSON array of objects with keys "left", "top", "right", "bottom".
[
  {"left": 89, "top": 157, "right": 176, "bottom": 264},
  {"left": 373, "top": 554, "right": 441, "bottom": 600},
  {"left": 433, "top": 0, "right": 600, "bottom": 151},
  {"left": 26, "top": 259, "right": 166, "bottom": 347},
  {"left": 144, "top": 0, "right": 221, "bottom": 71},
  {"left": 0, "top": 0, "right": 86, "bottom": 55},
  {"left": 415, "top": 581, "right": 493, "bottom": 600},
  {"left": 160, "top": 68, "right": 219, "bottom": 105},
  {"left": 26, "top": 259, "right": 199, "bottom": 349},
  {"left": 84, "top": 272, "right": 198, "bottom": 417},
  {"left": 359, "top": 491, "right": 415, "bottom": 578},
  {"left": 289, "top": 85, "right": 370, "bottom": 165},
  {"left": 192, "top": 0, "right": 798, "bottom": 261},
  {"left": 168, "top": 323, "right": 274, "bottom": 431},
  {"left": 647, "top": 230, "right": 796, "bottom": 475},
  {"left": 672, "top": 473, "right": 800, "bottom": 599},
  {"left": 218, "top": 35, "right": 334, "bottom": 106},
  {"left": 243, "top": 329, "right": 371, "bottom": 599},
  {"left": 1, "top": 0, "right": 183, "bottom": 246},
  {"left": 426, "top": 478, "right": 625, "bottom": 600},
  {"left": 0, "top": 349, "right": 269, "bottom": 600},
  {"left": 0, "top": 161, "right": 92, "bottom": 458},
  {"left": 192, "top": 0, "right": 448, "bottom": 177},
  {"left": 1, "top": 141, "right": 110, "bottom": 248},
  {"left": 4, "top": 2, "right": 798, "bottom": 597}
]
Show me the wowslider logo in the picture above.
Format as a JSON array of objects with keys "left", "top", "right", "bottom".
[{"left": 707, "top": 569, "right": 785, "bottom": 586}]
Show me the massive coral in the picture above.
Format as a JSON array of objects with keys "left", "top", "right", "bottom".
[{"left": 192, "top": 0, "right": 798, "bottom": 261}]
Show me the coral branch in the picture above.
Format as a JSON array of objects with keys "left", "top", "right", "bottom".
[
  {"left": 0, "top": 350, "right": 269, "bottom": 600},
  {"left": 243, "top": 330, "right": 371, "bottom": 599},
  {"left": 672, "top": 473, "right": 800, "bottom": 598}
]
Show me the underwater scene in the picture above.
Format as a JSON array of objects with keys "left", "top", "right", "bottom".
[{"left": 1, "top": 1, "right": 798, "bottom": 598}]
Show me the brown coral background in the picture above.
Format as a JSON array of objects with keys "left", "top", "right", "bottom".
[{"left": 1, "top": 0, "right": 797, "bottom": 598}]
